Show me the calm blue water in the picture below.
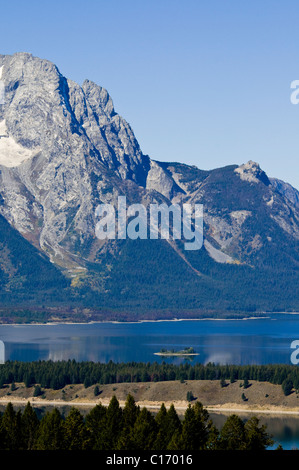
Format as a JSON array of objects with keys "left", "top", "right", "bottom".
[
  {"left": 0, "top": 313, "right": 298, "bottom": 365},
  {"left": 1, "top": 313, "right": 299, "bottom": 449}
]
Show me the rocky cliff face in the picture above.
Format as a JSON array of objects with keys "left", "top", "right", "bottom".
[
  {"left": 0, "top": 52, "right": 298, "bottom": 314},
  {"left": 270, "top": 177, "right": 299, "bottom": 209},
  {"left": 0, "top": 53, "right": 152, "bottom": 269}
]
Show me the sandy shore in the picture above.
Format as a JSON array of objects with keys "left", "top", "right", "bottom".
[
  {"left": 153, "top": 353, "right": 199, "bottom": 356},
  {"left": 0, "top": 315, "right": 279, "bottom": 327},
  {"left": 1, "top": 396, "right": 299, "bottom": 416}
]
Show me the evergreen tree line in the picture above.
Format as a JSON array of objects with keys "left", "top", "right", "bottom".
[
  {"left": 0, "top": 360, "right": 298, "bottom": 395},
  {"left": 0, "top": 396, "right": 274, "bottom": 450}
]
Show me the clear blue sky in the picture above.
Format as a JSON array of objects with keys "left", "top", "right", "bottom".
[{"left": 1, "top": 0, "right": 299, "bottom": 189}]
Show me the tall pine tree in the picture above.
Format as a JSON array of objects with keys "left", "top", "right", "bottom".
[
  {"left": 85, "top": 403, "right": 107, "bottom": 450},
  {"left": 35, "top": 408, "right": 64, "bottom": 450},
  {"left": 117, "top": 394, "right": 140, "bottom": 450},
  {"left": 20, "top": 402, "right": 39, "bottom": 450},
  {"left": 63, "top": 407, "right": 87, "bottom": 450},
  {"left": 0, "top": 402, "right": 20, "bottom": 450}
]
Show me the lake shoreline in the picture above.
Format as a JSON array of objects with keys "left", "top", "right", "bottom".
[
  {"left": 1, "top": 379, "right": 299, "bottom": 416},
  {"left": 1, "top": 396, "right": 299, "bottom": 417},
  {"left": 154, "top": 353, "right": 199, "bottom": 356},
  {"left": 0, "top": 310, "right": 298, "bottom": 327},
  {"left": 1, "top": 313, "right": 293, "bottom": 327}
]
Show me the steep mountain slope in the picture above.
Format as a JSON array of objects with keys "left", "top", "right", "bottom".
[
  {"left": 0, "top": 52, "right": 298, "bottom": 318},
  {"left": 83, "top": 162, "right": 298, "bottom": 314},
  {"left": 270, "top": 177, "right": 299, "bottom": 209},
  {"left": 0, "top": 213, "right": 67, "bottom": 300}
]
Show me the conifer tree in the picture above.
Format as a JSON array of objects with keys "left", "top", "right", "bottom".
[
  {"left": 33, "top": 384, "right": 42, "bottom": 397},
  {"left": 219, "top": 414, "right": 246, "bottom": 450},
  {"left": 35, "top": 408, "right": 64, "bottom": 450},
  {"left": 85, "top": 403, "right": 107, "bottom": 450},
  {"left": 131, "top": 407, "right": 157, "bottom": 450},
  {"left": 0, "top": 402, "right": 20, "bottom": 450},
  {"left": 176, "top": 405, "right": 197, "bottom": 450},
  {"left": 243, "top": 377, "right": 249, "bottom": 389},
  {"left": 282, "top": 378, "right": 293, "bottom": 396},
  {"left": 117, "top": 394, "right": 140, "bottom": 450},
  {"left": 167, "top": 403, "right": 182, "bottom": 437},
  {"left": 173, "top": 402, "right": 211, "bottom": 450},
  {"left": 206, "top": 423, "right": 220, "bottom": 450},
  {"left": 122, "top": 394, "right": 140, "bottom": 429},
  {"left": 101, "top": 396, "right": 123, "bottom": 450},
  {"left": 244, "top": 417, "right": 273, "bottom": 450},
  {"left": 63, "top": 407, "right": 87, "bottom": 450},
  {"left": 21, "top": 402, "right": 39, "bottom": 450},
  {"left": 167, "top": 429, "right": 182, "bottom": 450},
  {"left": 220, "top": 377, "right": 226, "bottom": 388},
  {"left": 153, "top": 403, "right": 169, "bottom": 450}
]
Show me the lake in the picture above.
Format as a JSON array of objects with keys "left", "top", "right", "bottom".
[
  {"left": 0, "top": 313, "right": 299, "bottom": 449},
  {"left": 0, "top": 313, "right": 298, "bottom": 365}
]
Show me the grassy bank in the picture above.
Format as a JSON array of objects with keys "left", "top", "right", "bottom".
[{"left": 1, "top": 379, "right": 299, "bottom": 414}]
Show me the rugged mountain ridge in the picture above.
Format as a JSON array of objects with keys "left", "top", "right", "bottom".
[
  {"left": 270, "top": 177, "right": 299, "bottom": 209},
  {"left": 0, "top": 52, "right": 298, "bottom": 318}
]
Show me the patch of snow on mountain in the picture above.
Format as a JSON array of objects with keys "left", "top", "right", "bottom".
[{"left": 0, "top": 120, "right": 39, "bottom": 167}]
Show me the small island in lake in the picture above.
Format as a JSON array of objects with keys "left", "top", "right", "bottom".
[{"left": 154, "top": 347, "right": 199, "bottom": 356}]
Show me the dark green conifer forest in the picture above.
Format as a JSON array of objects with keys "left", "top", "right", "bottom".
[
  {"left": 0, "top": 397, "right": 273, "bottom": 451},
  {"left": 0, "top": 360, "right": 298, "bottom": 395}
]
